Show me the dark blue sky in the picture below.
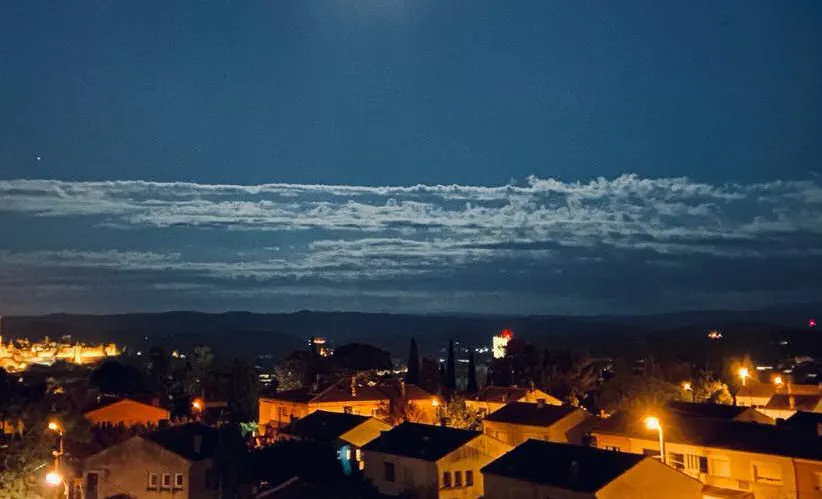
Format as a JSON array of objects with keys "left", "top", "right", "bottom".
[{"left": 1, "top": 1, "right": 820, "bottom": 315}]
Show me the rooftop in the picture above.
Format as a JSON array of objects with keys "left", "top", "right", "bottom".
[
  {"left": 592, "top": 410, "right": 822, "bottom": 461},
  {"left": 666, "top": 401, "right": 751, "bottom": 420},
  {"left": 484, "top": 402, "right": 579, "bottom": 427},
  {"left": 481, "top": 440, "right": 644, "bottom": 492},
  {"left": 764, "top": 394, "right": 822, "bottom": 411},
  {"left": 362, "top": 422, "right": 479, "bottom": 461},
  {"left": 142, "top": 423, "right": 218, "bottom": 461},
  {"left": 282, "top": 410, "right": 371, "bottom": 443},
  {"left": 472, "top": 386, "right": 532, "bottom": 403}
]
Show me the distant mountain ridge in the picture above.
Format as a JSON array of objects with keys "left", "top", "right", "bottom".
[{"left": 1, "top": 303, "right": 818, "bottom": 360}]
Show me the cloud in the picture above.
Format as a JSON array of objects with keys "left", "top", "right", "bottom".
[{"left": 1, "top": 175, "right": 820, "bottom": 314}]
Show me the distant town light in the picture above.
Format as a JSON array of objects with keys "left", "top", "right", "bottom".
[{"left": 810, "top": 318, "right": 817, "bottom": 328}]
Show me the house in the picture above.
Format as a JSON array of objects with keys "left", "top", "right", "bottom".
[
  {"left": 758, "top": 394, "right": 822, "bottom": 421},
  {"left": 783, "top": 411, "right": 822, "bottom": 436},
  {"left": 590, "top": 410, "right": 822, "bottom": 499},
  {"left": 258, "top": 378, "right": 441, "bottom": 432},
  {"left": 481, "top": 401, "right": 592, "bottom": 445},
  {"left": 362, "top": 421, "right": 512, "bottom": 499},
  {"left": 481, "top": 439, "right": 703, "bottom": 499},
  {"left": 465, "top": 386, "right": 561, "bottom": 415},
  {"left": 736, "top": 382, "right": 820, "bottom": 409},
  {"left": 84, "top": 397, "right": 171, "bottom": 427},
  {"left": 666, "top": 401, "right": 774, "bottom": 425},
  {"left": 82, "top": 423, "right": 220, "bottom": 499},
  {"left": 279, "top": 410, "right": 390, "bottom": 474}
]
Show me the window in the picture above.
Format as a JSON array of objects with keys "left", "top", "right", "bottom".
[
  {"left": 148, "top": 473, "right": 159, "bottom": 489},
  {"left": 384, "top": 462, "right": 395, "bottom": 482},
  {"left": 455, "top": 471, "right": 463, "bottom": 487},
  {"left": 669, "top": 452, "right": 685, "bottom": 470},
  {"left": 355, "top": 449, "right": 362, "bottom": 461},
  {"left": 86, "top": 472, "right": 99, "bottom": 499},
  {"left": 343, "top": 406, "right": 353, "bottom": 414},
  {"left": 710, "top": 457, "right": 731, "bottom": 478},
  {"left": 442, "top": 471, "right": 452, "bottom": 488},
  {"left": 698, "top": 456, "right": 708, "bottom": 474},
  {"left": 174, "top": 474, "right": 184, "bottom": 489},
  {"left": 605, "top": 445, "right": 621, "bottom": 452},
  {"left": 466, "top": 470, "right": 474, "bottom": 486},
  {"left": 162, "top": 473, "right": 172, "bottom": 488},
  {"left": 753, "top": 462, "right": 783, "bottom": 485}
]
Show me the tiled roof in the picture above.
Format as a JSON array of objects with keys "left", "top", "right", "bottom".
[
  {"left": 592, "top": 410, "right": 822, "bottom": 461},
  {"left": 282, "top": 410, "right": 370, "bottom": 443},
  {"left": 472, "top": 386, "right": 530, "bottom": 403},
  {"left": 376, "top": 381, "right": 436, "bottom": 402},
  {"left": 142, "top": 423, "right": 218, "bottom": 461},
  {"left": 666, "top": 401, "right": 751, "bottom": 420},
  {"left": 261, "top": 378, "right": 388, "bottom": 404},
  {"left": 764, "top": 394, "right": 822, "bottom": 411},
  {"left": 481, "top": 440, "right": 644, "bottom": 492},
  {"left": 362, "top": 422, "right": 479, "bottom": 461},
  {"left": 484, "top": 402, "right": 580, "bottom": 427}
]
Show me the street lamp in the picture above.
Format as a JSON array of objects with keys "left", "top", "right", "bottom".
[
  {"left": 643, "top": 416, "right": 665, "bottom": 465},
  {"left": 45, "top": 470, "right": 63, "bottom": 486},
  {"left": 681, "top": 382, "right": 693, "bottom": 401},
  {"left": 46, "top": 421, "right": 68, "bottom": 498},
  {"left": 738, "top": 367, "right": 749, "bottom": 387},
  {"left": 773, "top": 375, "right": 783, "bottom": 387}
]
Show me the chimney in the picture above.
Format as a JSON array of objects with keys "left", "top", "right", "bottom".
[
  {"left": 350, "top": 376, "right": 357, "bottom": 398},
  {"left": 400, "top": 380, "right": 406, "bottom": 400},
  {"left": 537, "top": 399, "right": 546, "bottom": 409},
  {"left": 313, "top": 374, "right": 320, "bottom": 392},
  {"left": 193, "top": 435, "right": 203, "bottom": 454}
]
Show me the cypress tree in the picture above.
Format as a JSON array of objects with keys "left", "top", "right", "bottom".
[
  {"left": 446, "top": 340, "right": 457, "bottom": 390},
  {"left": 466, "top": 351, "right": 478, "bottom": 393},
  {"left": 405, "top": 337, "right": 420, "bottom": 384}
]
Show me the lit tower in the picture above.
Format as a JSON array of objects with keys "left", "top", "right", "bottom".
[{"left": 492, "top": 329, "right": 513, "bottom": 359}]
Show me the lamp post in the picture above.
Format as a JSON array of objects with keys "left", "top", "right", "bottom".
[
  {"left": 643, "top": 416, "right": 665, "bottom": 465},
  {"left": 738, "top": 367, "right": 749, "bottom": 387},
  {"left": 46, "top": 421, "right": 68, "bottom": 498},
  {"left": 681, "top": 381, "right": 693, "bottom": 402}
]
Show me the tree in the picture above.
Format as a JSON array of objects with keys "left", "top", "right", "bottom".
[
  {"left": 89, "top": 360, "right": 147, "bottom": 396},
  {"left": 445, "top": 340, "right": 456, "bottom": 391},
  {"left": 376, "top": 398, "right": 425, "bottom": 426},
  {"left": 228, "top": 359, "right": 259, "bottom": 422},
  {"left": 595, "top": 368, "right": 681, "bottom": 415},
  {"left": 692, "top": 373, "right": 732, "bottom": 405},
  {"left": 442, "top": 395, "right": 482, "bottom": 430},
  {"left": 405, "top": 338, "right": 420, "bottom": 385},
  {"left": 148, "top": 346, "right": 171, "bottom": 395},
  {"left": 332, "top": 343, "right": 392, "bottom": 373},
  {"left": 273, "top": 358, "right": 304, "bottom": 392},
  {"left": 542, "top": 350, "right": 600, "bottom": 407},
  {"left": 466, "top": 352, "right": 478, "bottom": 393},
  {"left": 419, "top": 357, "right": 441, "bottom": 395}
]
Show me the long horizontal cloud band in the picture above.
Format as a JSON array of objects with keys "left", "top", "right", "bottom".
[{"left": 1, "top": 175, "right": 820, "bottom": 314}]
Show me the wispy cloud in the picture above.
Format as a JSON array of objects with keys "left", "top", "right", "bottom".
[{"left": 1, "top": 175, "right": 820, "bottom": 314}]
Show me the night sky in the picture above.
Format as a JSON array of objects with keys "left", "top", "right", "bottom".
[{"left": 1, "top": 1, "right": 820, "bottom": 315}]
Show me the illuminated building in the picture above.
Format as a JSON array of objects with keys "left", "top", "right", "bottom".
[
  {"left": 0, "top": 335, "right": 120, "bottom": 372},
  {"left": 492, "top": 329, "right": 513, "bottom": 359},
  {"left": 707, "top": 330, "right": 723, "bottom": 340},
  {"left": 309, "top": 336, "right": 331, "bottom": 357}
]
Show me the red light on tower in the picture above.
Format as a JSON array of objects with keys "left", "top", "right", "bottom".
[
  {"left": 500, "top": 329, "right": 513, "bottom": 339},
  {"left": 810, "top": 318, "right": 817, "bottom": 328}
]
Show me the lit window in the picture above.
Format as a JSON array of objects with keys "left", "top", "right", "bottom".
[
  {"left": 174, "top": 474, "right": 184, "bottom": 489},
  {"left": 355, "top": 449, "right": 362, "bottom": 461},
  {"left": 162, "top": 473, "right": 172, "bottom": 488},
  {"left": 346, "top": 449, "right": 352, "bottom": 460},
  {"left": 669, "top": 453, "right": 685, "bottom": 470},
  {"left": 344, "top": 406, "right": 353, "bottom": 414},
  {"left": 605, "top": 445, "right": 621, "bottom": 452},
  {"left": 454, "top": 471, "right": 463, "bottom": 487},
  {"left": 384, "top": 462, "right": 395, "bottom": 482},
  {"left": 466, "top": 470, "right": 474, "bottom": 486},
  {"left": 753, "top": 462, "right": 783, "bottom": 485},
  {"left": 148, "top": 473, "right": 159, "bottom": 489},
  {"left": 442, "top": 471, "right": 452, "bottom": 488},
  {"left": 710, "top": 457, "right": 731, "bottom": 478}
]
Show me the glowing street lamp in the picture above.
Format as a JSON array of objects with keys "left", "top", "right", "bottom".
[
  {"left": 773, "top": 375, "right": 783, "bottom": 387},
  {"left": 738, "top": 367, "right": 749, "bottom": 387},
  {"left": 681, "top": 381, "right": 693, "bottom": 401},
  {"left": 431, "top": 398, "right": 439, "bottom": 408},
  {"left": 192, "top": 398, "right": 204, "bottom": 412},
  {"left": 643, "top": 416, "right": 665, "bottom": 465}
]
